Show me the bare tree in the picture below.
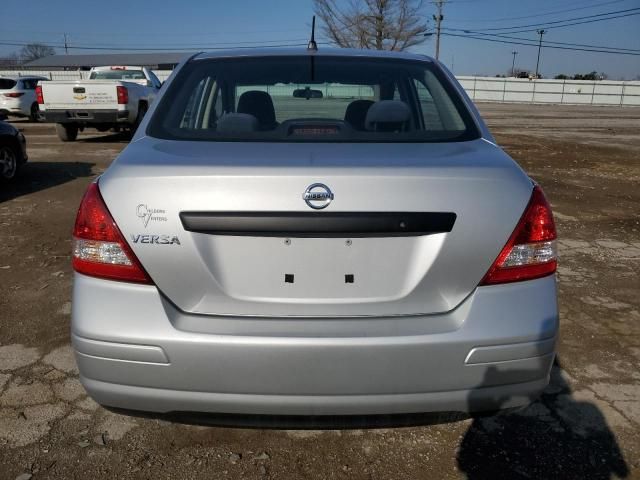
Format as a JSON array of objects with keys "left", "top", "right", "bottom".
[
  {"left": 19, "top": 43, "right": 56, "bottom": 63},
  {"left": 314, "top": 0, "right": 428, "bottom": 51}
]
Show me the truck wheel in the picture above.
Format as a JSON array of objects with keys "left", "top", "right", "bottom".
[
  {"left": 55, "top": 124, "right": 78, "bottom": 142},
  {"left": 30, "top": 103, "right": 40, "bottom": 122},
  {"left": 133, "top": 102, "right": 148, "bottom": 134}
]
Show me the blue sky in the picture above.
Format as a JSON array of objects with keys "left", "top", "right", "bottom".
[{"left": 1, "top": 0, "right": 639, "bottom": 79}]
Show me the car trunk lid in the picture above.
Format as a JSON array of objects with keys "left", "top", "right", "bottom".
[{"left": 99, "top": 137, "right": 533, "bottom": 317}]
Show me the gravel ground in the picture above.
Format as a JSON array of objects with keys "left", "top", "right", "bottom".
[{"left": 1, "top": 103, "right": 639, "bottom": 479}]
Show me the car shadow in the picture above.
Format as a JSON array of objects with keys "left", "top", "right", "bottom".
[
  {"left": 4, "top": 118, "right": 37, "bottom": 124},
  {"left": 78, "top": 131, "right": 132, "bottom": 144},
  {"left": 0, "top": 161, "right": 95, "bottom": 203},
  {"left": 104, "top": 405, "right": 467, "bottom": 430},
  {"left": 457, "top": 358, "right": 629, "bottom": 479}
]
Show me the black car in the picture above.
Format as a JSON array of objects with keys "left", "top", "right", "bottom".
[{"left": 0, "top": 116, "right": 28, "bottom": 182}]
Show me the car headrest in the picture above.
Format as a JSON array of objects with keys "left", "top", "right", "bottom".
[
  {"left": 217, "top": 113, "right": 258, "bottom": 133},
  {"left": 237, "top": 90, "right": 277, "bottom": 130},
  {"left": 344, "top": 99, "right": 375, "bottom": 131},
  {"left": 364, "top": 100, "right": 411, "bottom": 131}
]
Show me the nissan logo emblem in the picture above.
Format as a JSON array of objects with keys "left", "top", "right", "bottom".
[{"left": 303, "top": 183, "right": 334, "bottom": 209}]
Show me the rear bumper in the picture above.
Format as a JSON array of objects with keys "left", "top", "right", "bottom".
[
  {"left": 0, "top": 106, "right": 29, "bottom": 117},
  {"left": 1, "top": 97, "right": 29, "bottom": 116},
  {"left": 72, "top": 273, "right": 558, "bottom": 416},
  {"left": 41, "top": 109, "right": 129, "bottom": 124}
]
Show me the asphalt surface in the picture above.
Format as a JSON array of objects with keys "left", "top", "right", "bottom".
[{"left": 1, "top": 103, "right": 639, "bottom": 479}]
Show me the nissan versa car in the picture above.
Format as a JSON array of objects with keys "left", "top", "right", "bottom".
[{"left": 71, "top": 49, "right": 558, "bottom": 417}]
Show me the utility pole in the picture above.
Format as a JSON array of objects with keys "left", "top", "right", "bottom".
[
  {"left": 433, "top": 0, "right": 444, "bottom": 60},
  {"left": 535, "top": 29, "right": 546, "bottom": 78},
  {"left": 63, "top": 33, "right": 69, "bottom": 54},
  {"left": 511, "top": 50, "right": 518, "bottom": 77}
]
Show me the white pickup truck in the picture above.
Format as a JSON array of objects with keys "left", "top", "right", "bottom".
[{"left": 37, "top": 66, "right": 162, "bottom": 141}]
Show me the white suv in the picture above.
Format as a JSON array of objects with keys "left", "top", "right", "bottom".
[{"left": 0, "top": 76, "right": 48, "bottom": 121}]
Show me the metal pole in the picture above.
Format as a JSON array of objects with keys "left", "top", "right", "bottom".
[
  {"left": 64, "top": 33, "right": 69, "bottom": 54},
  {"left": 433, "top": 1, "right": 444, "bottom": 60},
  {"left": 511, "top": 51, "right": 518, "bottom": 77},
  {"left": 535, "top": 29, "right": 546, "bottom": 78}
]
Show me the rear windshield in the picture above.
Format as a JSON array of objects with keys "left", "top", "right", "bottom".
[
  {"left": 0, "top": 78, "right": 17, "bottom": 90},
  {"left": 90, "top": 70, "right": 146, "bottom": 80},
  {"left": 148, "top": 56, "right": 479, "bottom": 143}
]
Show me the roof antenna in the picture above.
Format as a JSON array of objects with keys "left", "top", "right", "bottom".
[{"left": 307, "top": 16, "right": 318, "bottom": 51}]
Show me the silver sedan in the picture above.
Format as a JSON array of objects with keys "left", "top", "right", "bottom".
[{"left": 71, "top": 48, "right": 558, "bottom": 418}]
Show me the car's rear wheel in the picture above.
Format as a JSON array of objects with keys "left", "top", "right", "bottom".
[
  {"left": 56, "top": 123, "right": 78, "bottom": 142},
  {"left": 0, "top": 141, "right": 19, "bottom": 181},
  {"left": 30, "top": 103, "right": 40, "bottom": 122}
]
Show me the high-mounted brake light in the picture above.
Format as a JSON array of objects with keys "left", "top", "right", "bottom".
[
  {"left": 35, "top": 85, "right": 44, "bottom": 104},
  {"left": 116, "top": 85, "right": 128, "bottom": 104},
  {"left": 72, "top": 183, "right": 152, "bottom": 283},
  {"left": 480, "top": 185, "right": 557, "bottom": 285}
]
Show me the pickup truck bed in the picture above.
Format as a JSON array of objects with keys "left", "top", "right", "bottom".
[{"left": 38, "top": 66, "right": 161, "bottom": 141}]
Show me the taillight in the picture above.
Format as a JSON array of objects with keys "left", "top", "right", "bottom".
[
  {"left": 72, "top": 183, "right": 152, "bottom": 284},
  {"left": 35, "top": 86, "right": 44, "bottom": 104},
  {"left": 480, "top": 185, "right": 557, "bottom": 285},
  {"left": 116, "top": 85, "right": 128, "bottom": 104},
  {"left": 4, "top": 92, "right": 25, "bottom": 98}
]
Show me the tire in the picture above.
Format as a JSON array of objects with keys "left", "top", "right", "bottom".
[
  {"left": 132, "top": 102, "right": 148, "bottom": 134},
  {"left": 30, "top": 103, "right": 40, "bottom": 122},
  {"left": 55, "top": 123, "right": 78, "bottom": 142},
  {"left": 0, "top": 141, "right": 19, "bottom": 181}
]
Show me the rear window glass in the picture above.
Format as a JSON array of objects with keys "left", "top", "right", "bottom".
[
  {"left": 90, "top": 70, "right": 146, "bottom": 80},
  {"left": 21, "top": 79, "right": 41, "bottom": 90},
  {"left": 0, "top": 78, "right": 17, "bottom": 89},
  {"left": 148, "top": 56, "right": 479, "bottom": 143}
]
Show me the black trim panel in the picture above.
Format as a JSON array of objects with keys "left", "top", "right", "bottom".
[{"left": 180, "top": 212, "right": 456, "bottom": 237}]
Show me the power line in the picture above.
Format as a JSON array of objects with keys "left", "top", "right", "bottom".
[
  {"left": 445, "top": 0, "right": 630, "bottom": 23},
  {"left": 450, "top": 30, "right": 640, "bottom": 53},
  {"left": 444, "top": 11, "right": 640, "bottom": 35},
  {"left": 445, "top": 7, "right": 640, "bottom": 33},
  {"left": 440, "top": 32, "right": 640, "bottom": 56},
  {"left": 0, "top": 37, "right": 311, "bottom": 49},
  {"left": 0, "top": 40, "right": 309, "bottom": 51}
]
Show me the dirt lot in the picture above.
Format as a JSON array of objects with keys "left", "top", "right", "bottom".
[{"left": 1, "top": 103, "right": 639, "bottom": 479}]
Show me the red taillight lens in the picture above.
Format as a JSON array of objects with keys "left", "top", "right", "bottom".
[
  {"left": 116, "top": 85, "right": 128, "bottom": 104},
  {"left": 480, "top": 186, "right": 557, "bottom": 285},
  {"left": 35, "top": 86, "right": 44, "bottom": 104},
  {"left": 72, "top": 183, "right": 152, "bottom": 284},
  {"left": 4, "top": 92, "right": 25, "bottom": 98}
]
